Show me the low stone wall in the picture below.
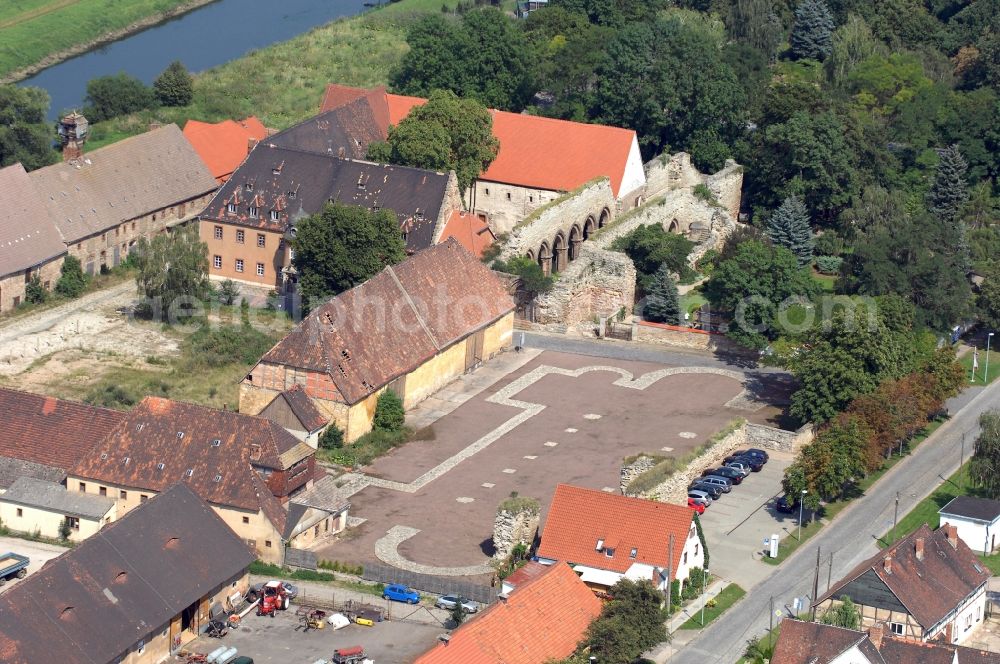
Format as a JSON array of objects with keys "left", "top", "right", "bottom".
[
  {"left": 622, "top": 420, "right": 813, "bottom": 504},
  {"left": 492, "top": 508, "right": 540, "bottom": 560},
  {"left": 633, "top": 320, "right": 742, "bottom": 353}
]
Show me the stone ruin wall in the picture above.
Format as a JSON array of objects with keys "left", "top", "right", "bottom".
[
  {"left": 532, "top": 243, "right": 636, "bottom": 325},
  {"left": 644, "top": 152, "right": 744, "bottom": 221},
  {"left": 492, "top": 508, "right": 540, "bottom": 560}
]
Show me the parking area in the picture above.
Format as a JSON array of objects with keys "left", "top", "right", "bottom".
[
  {"left": 318, "top": 350, "right": 791, "bottom": 578},
  {"left": 697, "top": 450, "right": 797, "bottom": 586},
  {"left": 180, "top": 605, "right": 444, "bottom": 664}
]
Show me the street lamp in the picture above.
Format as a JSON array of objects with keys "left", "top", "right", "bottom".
[
  {"left": 701, "top": 567, "right": 709, "bottom": 626},
  {"left": 798, "top": 490, "right": 808, "bottom": 541},
  {"left": 987, "top": 333, "right": 994, "bottom": 383}
]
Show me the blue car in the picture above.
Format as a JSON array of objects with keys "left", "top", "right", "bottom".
[{"left": 383, "top": 583, "right": 420, "bottom": 604}]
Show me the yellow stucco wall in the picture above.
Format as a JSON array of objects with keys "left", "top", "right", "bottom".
[
  {"left": 66, "top": 476, "right": 284, "bottom": 564},
  {"left": 287, "top": 509, "right": 349, "bottom": 549},
  {"left": 0, "top": 500, "right": 112, "bottom": 542}
]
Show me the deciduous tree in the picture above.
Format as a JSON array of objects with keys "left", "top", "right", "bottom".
[
  {"left": 153, "top": 61, "right": 194, "bottom": 107},
  {"left": 611, "top": 224, "right": 695, "bottom": 291},
  {"left": 83, "top": 73, "right": 156, "bottom": 122},
  {"left": 0, "top": 85, "right": 57, "bottom": 170},
  {"left": 132, "top": 226, "right": 210, "bottom": 321},
  {"left": 291, "top": 203, "right": 406, "bottom": 306},
  {"left": 821, "top": 596, "right": 861, "bottom": 629},
  {"left": 55, "top": 255, "right": 87, "bottom": 298},
  {"left": 970, "top": 410, "right": 1000, "bottom": 500}
]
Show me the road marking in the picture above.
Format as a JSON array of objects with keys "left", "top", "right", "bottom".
[
  {"left": 523, "top": 455, "right": 537, "bottom": 460},
  {"left": 661, "top": 446, "right": 674, "bottom": 452},
  {"left": 456, "top": 497, "right": 474, "bottom": 503},
  {"left": 502, "top": 468, "right": 517, "bottom": 474},
  {"left": 544, "top": 441, "right": 559, "bottom": 447},
  {"left": 584, "top": 413, "right": 602, "bottom": 420},
  {"left": 679, "top": 431, "right": 697, "bottom": 438},
  {"left": 481, "top": 482, "right": 495, "bottom": 488},
  {"left": 565, "top": 428, "right": 578, "bottom": 433}
]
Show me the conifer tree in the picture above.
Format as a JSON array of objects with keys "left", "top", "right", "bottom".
[
  {"left": 767, "top": 196, "right": 814, "bottom": 266},
  {"left": 790, "top": 0, "right": 835, "bottom": 61},
  {"left": 928, "top": 144, "right": 969, "bottom": 224},
  {"left": 644, "top": 265, "right": 682, "bottom": 324}
]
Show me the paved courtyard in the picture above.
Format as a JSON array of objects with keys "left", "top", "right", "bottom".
[
  {"left": 0, "top": 536, "right": 68, "bottom": 593},
  {"left": 318, "top": 350, "right": 790, "bottom": 578}
]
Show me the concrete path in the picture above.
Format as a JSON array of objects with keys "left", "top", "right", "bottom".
[
  {"left": 669, "top": 381, "right": 1000, "bottom": 663},
  {"left": 0, "top": 535, "right": 69, "bottom": 593}
]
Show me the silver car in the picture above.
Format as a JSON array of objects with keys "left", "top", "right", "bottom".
[
  {"left": 435, "top": 595, "right": 479, "bottom": 613},
  {"left": 725, "top": 461, "right": 752, "bottom": 476},
  {"left": 699, "top": 476, "right": 733, "bottom": 493},
  {"left": 688, "top": 490, "right": 713, "bottom": 506}
]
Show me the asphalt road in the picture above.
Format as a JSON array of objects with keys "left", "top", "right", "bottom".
[{"left": 671, "top": 380, "right": 1000, "bottom": 663}]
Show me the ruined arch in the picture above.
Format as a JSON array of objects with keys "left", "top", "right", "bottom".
[
  {"left": 583, "top": 215, "right": 596, "bottom": 240},
  {"left": 598, "top": 207, "right": 611, "bottom": 228},
  {"left": 551, "top": 232, "right": 567, "bottom": 273},
  {"left": 525, "top": 249, "right": 535, "bottom": 261},
  {"left": 668, "top": 219, "right": 679, "bottom": 233},
  {"left": 568, "top": 225, "right": 582, "bottom": 261},
  {"left": 537, "top": 241, "right": 552, "bottom": 276}
]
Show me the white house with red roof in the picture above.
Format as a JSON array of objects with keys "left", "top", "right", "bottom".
[
  {"left": 320, "top": 84, "right": 647, "bottom": 233},
  {"left": 536, "top": 484, "right": 703, "bottom": 596}
]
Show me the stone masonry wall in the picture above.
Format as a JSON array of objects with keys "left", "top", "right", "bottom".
[
  {"left": 644, "top": 152, "right": 744, "bottom": 220},
  {"left": 619, "top": 455, "right": 658, "bottom": 494},
  {"left": 633, "top": 321, "right": 743, "bottom": 354},
  {"left": 493, "top": 509, "right": 540, "bottom": 560},
  {"left": 533, "top": 243, "right": 636, "bottom": 325}
]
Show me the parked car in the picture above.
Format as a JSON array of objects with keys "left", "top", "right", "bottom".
[
  {"left": 247, "top": 580, "right": 297, "bottom": 607},
  {"left": 687, "top": 497, "right": 706, "bottom": 514},
  {"left": 698, "top": 476, "right": 733, "bottom": 492},
  {"left": 435, "top": 595, "right": 479, "bottom": 613},
  {"left": 703, "top": 467, "right": 744, "bottom": 484},
  {"left": 725, "top": 453, "right": 764, "bottom": 472},
  {"left": 688, "top": 490, "right": 713, "bottom": 506},
  {"left": 383, "top": 583, "right": 420, "bottom": 604},
  {"left": 725, "top": 460, "right": 752, "bottom": 476},
  {"left": 688, "top": 481, "right": 723, "bottom": 499},
  {"left": 775, "top": 494, "right": 799, "bottom": 514},
  {"left": 727, "top": 449, "right": 769, "bottom": 465},
  {"left": 0, "top": 552, "right": 29, "bottom": 586},
  {"left": 331, "top": 646, "right": 370, "bottom": 664}
]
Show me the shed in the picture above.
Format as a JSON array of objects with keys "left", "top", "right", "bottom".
[
  {"left": 0, "top": 477, "right": 115, "bottom": 542},
  {"left": 939, "top": 496, "right": 1000, "bottom": 555}
]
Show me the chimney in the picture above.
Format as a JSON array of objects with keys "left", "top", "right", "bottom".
[
  {"left": 223, "top": 402, "right": 228, "bottom": 412},
  {"left": 915, "top": 537, "right": 925, "bottom": 561},
  {"left": 883, "top": 555, "right": 892, "bottom": 574},
  {"left": 58, "top": 111, "right": 88, "bottom": 162},
  {"left": 148, "top": 121, "right": 162, "bottom": 132},
  {"left": 869, "top": 623, "right": 885, "bottom": 649},
  {"left": 945, "top": 524, "right": 959, "bottom": 549},
  {"left": 249, "top": 443, "right": 262, "bottom": 461},
  {"left": 248, "top": 137, "right": 259, "bottom": 153}
]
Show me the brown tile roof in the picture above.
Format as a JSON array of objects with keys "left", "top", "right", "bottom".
[
  {"left": 275, "top": 384, "right": 329, "bottom": 431},
  {"left": 502, "top": 560, "right": 550, "bottom": 588},
  {"left": 199, "top": 143, "right": 450, "bottom": 251},
  {"left": 815, "top": 524, "right": 991, "bottom": 631},
  {"left": 183, "top": 116, "right": 267, "bottom": 181},
  {"left": 271, "top": 95, "right": 388, "bottom": 159},
  {"left": 29, "top": 124, "right": 217, "bottom": 243},
  {"left": 0, "top": 387, "right": 124, "bottom": 470},
  {"left": 0, "top": 164, "right": 66, "bottom": 277},
  {"left": 537, "top": 484, "right": 694, "bottom": 576},
  {"left": 257, "top": 239, "right": 513, "bottom": 404},
  {"left": 439, "top": 210, "right": 495, "bottom": 258},
  {"left": 320, "top": 84, "right": 642, "bottom": 196},
  {"left": 70, "top": 396, "right": 312, "bottom": 514},
  {"left": 413, "top": 562, "right": 601, "bottom": 664},
  {"left": 0, "top": 483, "right": 254, "bottom": 664},
  {"left": 771, "top": 620, "right": 878, "bottom": 664}
]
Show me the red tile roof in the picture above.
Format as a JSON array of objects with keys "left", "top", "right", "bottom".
[
  {"left": 319, "top": 84, "right": 639, "bottom": 196},
  {"left": 183, "top": 116, "right": 267, "bottom": 181},
  {"left": 537, "top": 484, "right": 694, "bottom": 576},
  {"left": 439, "top": 210, "right": 495, "bottom": 258},
  {"left": 815, "top": 524, "right": 991, "bottom": 631},
  {"left": 413, "top": 562, "right": 601, "bottom": 664},
  {"left": 771, "top": 620, "right": 875, "bottom": 664},
  {"left": 0, "top": 388, "right": 124, "bottom": 471},
  {"left": 502, "top": 560, "right": 550, "bottom": 588},
  {"left": 70, "top": 397, "right": 312, "bottom": 517},
  {"left": 257, "top": 239, "right": 514, "bottom": 405}
]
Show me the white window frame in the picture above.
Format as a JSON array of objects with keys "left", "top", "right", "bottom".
[
  {"left": 213, "top": 255, "right": 222, "bottom": 270},
  {"left": 235, "top": 259, "right": 244, "bottom": 273},
  {"left": 226, "top": 203, "right": 237, "bottom": 214},
  {"left": 236, "top": 229, "right": 245, "bottom": 244},
  {"left": 248, "top": 206, "right": 258, "bottom": 219},
  {"left": 256, "top": 263, "right": 265, "bottom": 277}
]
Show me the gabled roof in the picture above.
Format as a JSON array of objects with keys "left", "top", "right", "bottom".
[
  {"left": 70, "top": 396, "right": 312, "bottom": 514},
  {"left": 814, "top": 524, "right": 991, "bottom": 631},
  {"left": 771, "top": 620, "right": 883, "bottom": 664},
  {"left": 0, "top": 456, "right": 67, "bottom": 491},
  {"left": 537, "top": 484, "right": 694, "bottom": 575},
  {"left": 0, "top": 483, "right": 254, "bottom": 664},
  {"left": 270, "top": 95, "right": 388, "bottom": 159},
  {"left": 256, "top": 239, "right": 513, "bottom": 405},
  {"left": 1, "top": 477, "right": 115, "bottom": 520},
  {"left": 439, "top": 210, "right": 495, "bottom": 258},
  {"left": 0, "top": 387, "right": 124, "bottom": 471},
  {"left": 29, "top": 124, "right": 216, "bottom": 244},
  {"left": 199, "top": 143, "right": 450, "bottom": 251},
  {"left": 271, "top": 384, "right": 329, "bottom": 432},
  {"left": 413, "top": 562, "right": 601, "bottom": 664},
  {"left": 0, "top": 164, "right": 66, "bottom": 277},
  {"left": 183, "top": 116, "right": 267, "bottom": 181},
  {"left": 940, "top": 495, "right": 1000, "bottom": 524},
  {"left": 319, "top": 84, "right": 641, "bottom": 196}
]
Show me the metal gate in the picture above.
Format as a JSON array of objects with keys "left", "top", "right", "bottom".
[
  {"left": 606, "top": 319, "right": 632, "bottom": 341},
  {"left": 362, "top": 563, "right": 497, "bottom": 605}
]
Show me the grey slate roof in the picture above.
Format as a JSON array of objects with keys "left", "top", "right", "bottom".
[
  {"left": 0, "top": 483, "right": 254, "bottom": 664},
  {"left": 1, "top": 476, "right": 115, "bottom": 519},
  {"left": 0, "top": 456, "right": 66, "bottom": 491},
  {"left": 940, "top": 495, "right": 1000, "bottom": 523},
  {"left": 291, "top": 474, "right": 351, "bottom": 513},
  {"left": 0, "top": 164, "right": 67, "bottom": 277},
  {"left": 200, "top": 142, "right": 450, "bottom": 252},
  {"left": 29, "top": 124, "right": 217, "bottom": 243},
  {"left": 269, "top": 96, "right": 387, "bottom": 159}
]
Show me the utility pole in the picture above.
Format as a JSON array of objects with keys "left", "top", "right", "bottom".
[
  {"left": 961, "top": 432, "right": 966, "bottom": 467},
  {"left": 666, "top": 534, "right": 675, "bottom": 617},
  {"left": 810, "top": 547, "right": 821, "bottom": 621},
  {"left": 891, "top": 492, "right": 900, "bottom": 545},
  {"left": 827, "top": 551, "right": 834, "bottom": 591},
  {"left": 768, "top": 596, "right": 774, "bottom": 650}
]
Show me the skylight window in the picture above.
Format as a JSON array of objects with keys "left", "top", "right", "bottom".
[
  {"left": 211, "top": 439, "right": 221, "bottom": 447},
  {"left": 630, "top": 548, "right": 638, "bottom": 559},
  {"left": 156, "top": 463, "right": 165, "bottom": 470},
  {"left": 176, "top": 431, "right": 184, "bottom": 439},
  {"left": 185, "top": 469, "right": 194, "bottom": 477},
  {"left": 214, "top": 474, "right": 222, "bottom": 483}
]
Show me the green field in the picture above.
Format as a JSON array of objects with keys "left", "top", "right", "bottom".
[{"left": 0, "top": 0, "right": 202, "bottom": 80}]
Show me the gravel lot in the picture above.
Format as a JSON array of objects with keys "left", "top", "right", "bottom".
[{"left": 0, "top": 535, "right": 69, "bottom": 592}]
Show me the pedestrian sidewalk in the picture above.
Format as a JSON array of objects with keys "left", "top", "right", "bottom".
[{"left": 643, "top": 579, "right": 730, "bottom": 664}]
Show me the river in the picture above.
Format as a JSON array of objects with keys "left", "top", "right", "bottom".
[{"left": 20, "top": 0, "right": 371, "bottom": 120}]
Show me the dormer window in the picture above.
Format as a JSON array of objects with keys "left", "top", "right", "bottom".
[
  {"left": 176, "top": 431, "right": 184, "bottom": 439},
  {"left": 595, "top": 539, "right": 604, "bottom": 551},
  {"left": 248, "top": 206, "right": 258, "bottom": 219},
  {"left": 270, "top": 210, "right": 279, "bottom": 221},
  {"left": 184, "top": 468, "right": 194, "bottom": 477},
  {"left": 227, "top": 203, "right": 237, "bottom": 214},
  {"left": 289, "top": 190, "right": 297, "bottom": 200},
  {"left": 214, "top": 474, "right": 222, "bottom": 482},
  {"left": 605, "top": 548, "right": 615, "bottom": 558},
  {"left": 156, "top": 463, "right": 165, "bottom": 470},
  {"left": 245, "top": 183, "right": 254, "bottom": 192},
  {"left": 630, "top": 548, "right": 638, "bottom": 559},
  {"left": 211, "top": 439, "right": 221, "bottom": 447}
]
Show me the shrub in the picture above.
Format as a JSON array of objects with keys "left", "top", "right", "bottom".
[
  {"left": 58, "top": 519, "right": 72, "bottom": 541},
  {"left": 153, "top": 61, "right": 194, "bottom": 107},
  {"left": 497, "top": 492, "right": 540, "bottom": 515},
  {"left": 815, "top": 255, "right": 843, "bottom": 275},
  {"left": 319, "top": 424, "right": 345, "bottom": 450},
  {"left": 693, "top": 183, "right": 719, "bottom": 205},
  {"left": 24, "top": 274, "right": 47, "bottom": 304},
  {"left": 626, "top": 419, "right": 744, "bottom": 495},
  {"left": 83, "top": 73, "right": 157, "bottom": 122},
  {"left": 373, "top": 391, "right": 405, "bottom": 431},
  {"left": 185, "top": 324, "right": 275, "bottom": 367},
  {"left": 55, "top": 256, "right": 87, "bottom": 298},
  {"left": 85, "top": 384, "right": 137, "bottom": 409},
  {"left": 217, "top": 279, "right": 240, "bottom": 306},
  {"left": 492, "top": 256, "right": 554, "bottom": 293}
]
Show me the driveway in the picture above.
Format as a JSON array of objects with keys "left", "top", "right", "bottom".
[
  {"left": 0, "top": 536, "right": 68, "bottom": 592},
  {"left": 697, "top": 451, "right": 795, "bottom": 587}
]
